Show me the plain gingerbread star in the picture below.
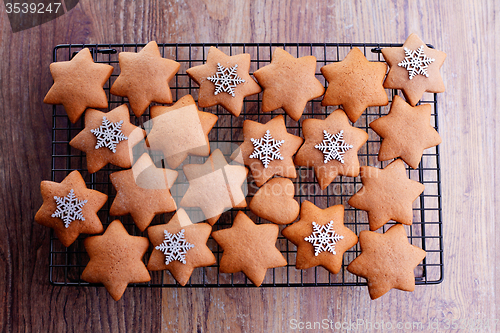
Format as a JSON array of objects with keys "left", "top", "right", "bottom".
[
  {"left": 110, "top": 41, "right": 180, "bottom": 117},
  {"left": 211, "top": 211, "right": 287, "bottom": 286},
  {"left": 321, "top": 47, "right": 388, "bottom": 123},
  {"left": 382, "top": 33, "right": 446, "bottom": 106},
  {"left": 35, "top": 170, "right": 108, "bottom": 247},
  {"left": 44, "top": 48, "right": 113, "bottom": 123},
  {"left": 186, "top": 46, "right": 262, "bottom": 117},
  {"left": 253, "top": 48, "right": 325, "bottom": 121},
  {"left": 348, "top": 159, "right": 425, "bottom": 231},
  {"left": 369, "top": 95, "right": 442, "bottom": 169},
  {"left": 347, "top": 224, "right": 426, "bottom": 300},
  {"left": 109, "top": 153, "right": 178, "bottom": 231},
  {"left": 81, "top": 220, "right": 150, "bottom": 301},
  {"left": 147, "top": 209, "right": 216, "bottom": 286}
]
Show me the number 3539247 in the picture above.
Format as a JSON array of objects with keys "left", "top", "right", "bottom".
[{"left": 5, "top": 2, "right": 62, "bottom": 14}]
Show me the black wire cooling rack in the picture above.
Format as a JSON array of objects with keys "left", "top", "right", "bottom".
[{"left": 49, "top": 43, "right": 443, "bottom": 287}]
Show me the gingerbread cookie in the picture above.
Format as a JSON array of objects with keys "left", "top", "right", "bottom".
[
  {"left": 211, "top": 211, "right": 287, "bottom": 286},
  {"left": 110, "top": 41, "right": 180, "bottom": 117},
  {"left": 321, "top": 47, "right": 388, "bottom": 123},
  {"left": 347, "top": 224, "right": 426, "bottom": 300},
  {"left": 44, "top": 48, "right": 114, "bottom": 123},
  {"left": 186, "top": 46, "right": 261, "bottom": 117},
  {"left": 35, "top": 170, "right": 107, "bottom": 247},
  {"left": 348, "top": 159, "right": 425, "bottom": 231},
  {"left": 253, "top": 48, "right": 325, "bottom": 121},
  {"left": 369, "top": 95, "right": 441, "bottom": 169}
]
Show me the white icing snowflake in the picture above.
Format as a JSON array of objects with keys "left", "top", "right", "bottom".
[
  {"left": 90, "top": 116, "right": 128, "bottom": 153},
  {"left": 51, "top": 189, "right": 87, "bottom": 228},
  {"left": 304, "top": 221, "right": 344, "bottom": 256},
  {"left": 315, "top": 130, "right": 353, "bottom": 164},
  {"left": 398, "top": 45, "right": 435, "bottom": 80},
  {"left": 207, "top": 63, "right": 245, "bottom": 97},
  {"left": 249, "top": 130, "right": 285, "bottom": 168},
  {"left": 155, "top": 229, "right": 195, "bottom": 265}
]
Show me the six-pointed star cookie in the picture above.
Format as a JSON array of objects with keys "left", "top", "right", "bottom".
[
  {"left": 109, "top": 153, "right": 178, "bottom": 231},
  {"left": 69, "top": 104, "right": 146, "bottom": 173},
  {"left": 211, "top": 211, "right": 287, "bottom": 286},
  {"left": 180, "top": 149, "right": 248, "bottom": 225},
  {"left": 370, "top": 95, "right": 442, "bottom": 169},
  {"left": 35, "top": 170, "right": 108, "bottom": 247},
  {"left": 382, "top": 33, "right": 446, "bottom": 106},
  {"left": 147, "top": 209, "right": 216, "bottom": 286},
  {"left": 321, "top": 47, "right": 388, "bottom": 123},
  {"left": 282, "top": 201, "right": 357, "bottom": 274},
  {"left": 44, "top": 48, "right": 114, "bottom": 123},
  {"left": 186, "top": 46, "right": 262, "bottom": 117},
  {"left": 347, "top": 224, "right": 426, "bottom": 300},
  {"left": 253, "top": 48, "right": 325, "bottom": 121},
  {"left": 146, "top": 94, "right": 218, "bottom": 169},
  {"left": 348, "top": 159, "right": 425, "bottom": 231},
  {"left": 110, "top": 41, "right": 180, "bottom": 117},
  {"left": 82, "top": 220, "right": 151, "bottom": 301},
  {"left": 294, "top": 109, "right": 368, "bottom": 190}
]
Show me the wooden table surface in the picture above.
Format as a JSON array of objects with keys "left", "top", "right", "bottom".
[{"left": 0, "top": 0, "right": 497, "bottom": 332}]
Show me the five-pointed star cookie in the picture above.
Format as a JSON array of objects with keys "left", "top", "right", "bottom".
[
  {"left": 44, "top": 48, "right": 114, "bottom": 123},
  {"left": 347, "top": 224, "right": 426, "bottom": 300},
  {"left": 146, "top": 94, "right": 218, "bottom": 169},
  {"left": 321, "top": 47, "right": 388, "bottom": 123},
  {"left": 180, "top": 149, "right": 248, "bottom": 225},
  {"left": 382, "top": 33, "right": 446, "bottom": 106},
  {"left": 110, "top": 41, "right": 180, "bottom": 117},
  {"left": 370, "top": 95, "right": 442, "bottom": 169},
  {"left": 82, "top": 220, "right": 151, "bottom": 301},
  {"left": 294, "top": 109, "right": 368, "bottom": 190},
  {"left": 186, "top": 46, "right": 262, "bottom": 117},
  {"left": 231, "top": 115, "right": 303, "bottom": 187},
  {"left": 348, "top": 159, "right": 425, "bottom": 231},
  {"left": 147, "top": 209, "right": 216, "bottom": 286},
  {"left": 211, "top": 211, "right": 287, "bottom": 286},
  {"left": 253, "top": 48, "right": 325, "bottom": 121},
  {"left": 109, "top": 153, "right": 178, "bottom": 231},
  {"left": 69, "top": 104, "right": 146, "bottom": 173},
  {"left": 35, "top": 170, "right": 108, "bottom": 247}
]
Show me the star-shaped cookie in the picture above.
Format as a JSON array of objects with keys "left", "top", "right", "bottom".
[
  {"left": 81, "top": 220, "right": 150, "bottom": 301},
  {"left": 231, "top": 115, "right": 303, "bottom": 187},
  {"left": 109, "top": 153, "right": 178, "bottom": 231},
  {"left": 282, "top": 201, "right": 357, "bottom": 274},
  {"left": 147, "top": 209, "right": 216, "bottom": 286},
  {"left": 321, "top": 47, "right": 388, "bottom": 123},
  {"left": 347, "top": 224, "right": 426, "bottom": 300},
  {"left": 69, "top": 104, "right": 146, "bottom": 173},
  {"left": 253, "top": 48, "right": 325, "bottom": 121},
  {"left": 294, "top": 109, "right": 368, "bottom": 189},
  {"left": 369, "top": 95, "right": 442, "bottom": 169},
  {"left": 110, "top": 41, "right": 180, "bottom": 117},
  {"left": 44, "top": 48, "right": 113, "bottom": 123},
  {"left": 382, "top": 33, "right": 446, "bottom": 106},
  {"left": 348, "top": 159, "right": 425, "bottom": 231},
  {"left": 35, "top": 170, "right": 108, "bottom": 247},
  {"left": 186, "top": 46, "right": 262, "bottom": 117},
  {"left": 180, "top": 149, "right": 248, "bottom": 225},
  {"left": 211, "top": 211, "right": 287, "bottom": 286},
  {"left": 146, "top": 94, "right": 218, "bottom": 169}
]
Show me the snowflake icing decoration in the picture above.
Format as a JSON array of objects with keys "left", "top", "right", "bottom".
[
  {"left": 155, "top": 229, "right": 195, "bottom": 265},
  {"left": 398, "top": 45, "right": 435, "bottom": 80},
  {"left": 90, "top": 116, "right": 128, "bottom": 153},
  {"left": 51, "top": 189, "right": 87, "bottom": 228},
  {"left": 207, "top": 63, "right": 245, "bottom": 97},
  {"left": 315, "top": 130, "right": 353, "bottom": 164},
  {"left": 304, "top": 221, "right": 344, "bottom": 256},
  {"left": 249, "top": 130, "right": 285, "bottom": 168}
]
